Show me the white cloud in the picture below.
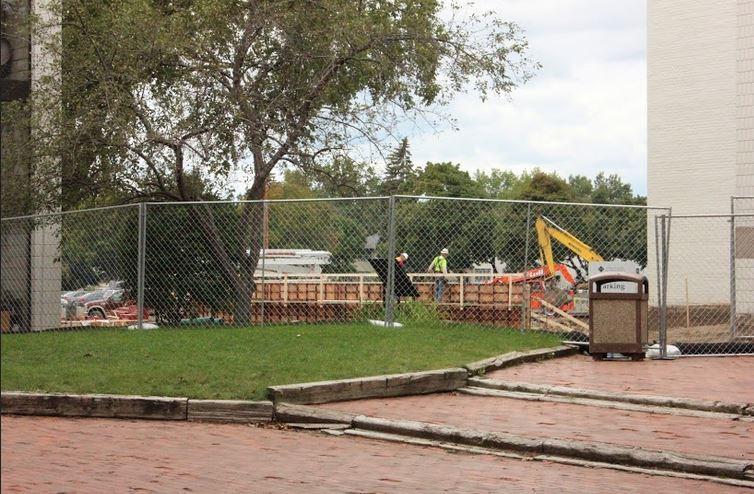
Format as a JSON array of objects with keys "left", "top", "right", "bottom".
[{"left": 410, "top": 0, "right": 648, "bottom": 194}]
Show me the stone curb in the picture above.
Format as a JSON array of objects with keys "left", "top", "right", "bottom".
[
  {"left": 274, "top": 403, "right": 357, "bottom": 424},
  {"left": 350, "top": 415, "right": 754, "bottom": 480},
  {"left": 1, "top": 392, "right": 274, "bottom": 423},
  {"left": 467, "top": 378, "right": 753, "bottom": 416},
  {"left": 187, "top": 399, "right": 273, "bottom": 423},
  {"left": 1, "top": 392, "right": 188, "bottom": 420},
  {"left": 463, "top": 345, "right": 580, "bottom": 375},
  {"left": 343, "top": 428, "right": 754, "bottom": 489},
  {"left": 266, "top": 368, "right": 468, "bottom": 405},
  {"left": 458, "top": 387, "right": 749, "bottom": 420}
]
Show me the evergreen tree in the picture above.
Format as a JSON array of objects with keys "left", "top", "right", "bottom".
[{"left": 381, "top": 138, "right": 415, "bottom": 195}]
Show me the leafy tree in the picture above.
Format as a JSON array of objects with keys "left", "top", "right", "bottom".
[
  {"left": 518, "top": 171, "right": 573, "bottom": 202},
  {"left": 412, "top": 162, "right": 484, "bottom": 198},
  {"left": 591, "top": 172, "right": 635, "bottom": 205},
  {"left": 20, "top": 0, "right": 537, "bottom": 324},
  {"left": 473, "top": 169, "right": 520, "bottom": 199},
  {"left": 567, "top": 174, "right": 594, "bottom": 203},
  {"left": 308, "top": 157, "right": 380, "bottom": 198}
]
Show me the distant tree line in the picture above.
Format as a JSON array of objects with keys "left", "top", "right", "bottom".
[{"left": 268, "top": 137, "right": 645, "bottom": 205}]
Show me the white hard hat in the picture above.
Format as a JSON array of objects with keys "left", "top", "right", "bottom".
[
  {"left": 401, "top": 252, "right": 408, "bottom": 260},
  {"left": 440, "top": 248, "right": 449, "bottom": 255}
]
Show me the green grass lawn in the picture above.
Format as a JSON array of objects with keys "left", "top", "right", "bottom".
[{"left": 1, "top": 323, "right": 560, "bottom": 400}]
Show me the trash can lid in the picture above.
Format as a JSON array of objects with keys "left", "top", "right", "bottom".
[
  {"left": 589, "top": 272, "right": 648, "bottom": 298},
  {"left": 588, "top": 272, "right": 646, "bottom": 284}
]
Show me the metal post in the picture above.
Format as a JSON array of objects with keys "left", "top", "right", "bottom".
[
  {"left": 260, "top": 201, "right": 268, "bottom": 326},
  {"left": 730, "top": 196, "right": 737, "bottom": 337},
  {"left": 385, "top": 196, "right": 397, "bottom": 326},
  {"left": 137, "top": 203, "right": 147, "bottom": 330},
  {"left": 653, "top": 214, "right": 662, "bottom": 349},
  {"left": 520, "top": 203, "right": 533, "bottom": 332},
  {"left": 659, "top": 214, "right": 670, "bottom": 359}
]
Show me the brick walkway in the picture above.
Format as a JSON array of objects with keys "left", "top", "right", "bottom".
[
  {"left": 322, "top": 393, "right": 754, "bottom": 461},
  {"left": 1, "top": 416, "right": 748, "bottom": 494},
  {"left": 485, "top": 355, "right": 754, "bottom": 403}
]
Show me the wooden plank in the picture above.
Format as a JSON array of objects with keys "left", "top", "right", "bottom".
[
  {"left": 531, "top": 312, "right": 573, "bottom": 332},
  {"left": 538, "top": 299, "right": 589, "bottom": 330}
]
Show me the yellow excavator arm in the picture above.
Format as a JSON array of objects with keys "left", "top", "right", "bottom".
[{"left": 535, "top": 215, "right": 604, "bottom": 274}]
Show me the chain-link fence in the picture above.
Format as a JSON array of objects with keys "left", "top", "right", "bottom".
[
  {"left": 0, "top": 205, "right": 140, "bottom": 332},
  {"left": 656, "top": 211, "right": 754, "bottom": 356},
  {"left": 391, "top": 196, "right": 668, "bottom": 343},
  {"left": 1, "top": 197, "right": 672, "bottom": 347}
]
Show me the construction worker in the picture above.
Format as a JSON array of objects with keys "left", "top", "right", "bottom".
[
  {"left": 428, "top": 248, "right": 449, "bottom": 302},
  {"left": 395, "top": 252, "right": 409, "bottom": 268}
]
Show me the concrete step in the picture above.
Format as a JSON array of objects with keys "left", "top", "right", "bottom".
[
  {"left": 467, "top": 377, "right": 754, "bottom": 416},
  {"left": 274, "top": 402, "right": 754, "bottom": 484},
  {"left": 458, "top": 386, "right": 754, "bottom": 421}
]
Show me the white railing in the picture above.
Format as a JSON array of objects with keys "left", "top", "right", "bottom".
[{"left": 253, "top": 272, "right": 520, "bottom": 308}]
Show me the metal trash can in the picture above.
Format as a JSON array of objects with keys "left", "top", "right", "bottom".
[{"left": 588, "top": 272, "right": 648, "bottom": 361}]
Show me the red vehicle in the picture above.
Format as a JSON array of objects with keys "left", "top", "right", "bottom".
[{"left": 78, "top": 289, "right": 127, "bottom": 319}]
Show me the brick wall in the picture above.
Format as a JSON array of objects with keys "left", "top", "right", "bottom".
[
  {"left": 648, "top": 0, "right": 754, "bottom": 306},
  {"left": 739, "top": 0, "right": 754, "bottom": 196}
]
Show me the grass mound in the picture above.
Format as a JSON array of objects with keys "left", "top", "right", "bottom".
[{"left": 1, "top": 323, "right": 560, "bottom": 400}]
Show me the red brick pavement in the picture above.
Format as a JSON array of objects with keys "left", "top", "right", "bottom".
[
  {"left": 486, "top": 355, "right": 754, "bottom": 404},
  {"left": 323, "top": 393, "right": 754, "bottom": 461},
  {"left": 2, "top": 416, "right": 749, "bottom": 494}
]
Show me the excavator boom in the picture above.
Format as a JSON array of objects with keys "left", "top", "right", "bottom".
[{"left": 535, "top": 215, "right": 603, "bottom": 273}]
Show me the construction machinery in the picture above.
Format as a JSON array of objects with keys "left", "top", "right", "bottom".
[
  {"left": 534, "top": 215, "right": 604, "bottom": 282},
  {"left": 492, "top": 216, "right": 604, "bottom": 314}
]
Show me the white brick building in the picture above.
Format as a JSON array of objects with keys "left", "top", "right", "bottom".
[{"left": 648, "top": 0, "right": 754, "bottom": 308}]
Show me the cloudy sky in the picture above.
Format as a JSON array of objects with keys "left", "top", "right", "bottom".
[{"left": 410, "top": 0, "right": 647, "bottom": 194}]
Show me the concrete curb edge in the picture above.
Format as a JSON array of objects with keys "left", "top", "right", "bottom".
[
  {"left": 463, "top": 345, "right": 580, "bottom": 375},
  {"left": 266, "top": 367, "right": 468, "bottom": 405},
  {"left": 468, "top": 378, "right": 754, "bottom": 416},
  {"left": 1, "top": 392, "right": 274, "bottom": 423},
  {"left": 349, "top": 415, "right": 753, "bottom": 480}
]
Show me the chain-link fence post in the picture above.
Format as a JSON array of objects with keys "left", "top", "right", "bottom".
[
  {"left": 385, "top": 196, "right": 397, "bottom": 327},
  {"left": 730, "top": 197, "right": 737, "bottom": 338},
  {"left": 653, "top": 214, "right": 662, "bottom": 355},
  {"left": 659, "top": 214, "right": 668, "bottom": 358},
  {"left": 137, "top": 202, "right": 147, "bottom": 330},
  {"left": 520, "top": 202, "right": 533, "bottom": 332},
  {"left": 260, "top": 200, "right": 268, "bottom": 326}
]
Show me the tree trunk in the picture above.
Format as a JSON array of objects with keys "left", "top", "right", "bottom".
[
  {"left": 234, "top": 201, "right": 264, "bottom": 326},
  {"left": 192, "top": 200, "right": 264, "bottom": 327}
]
